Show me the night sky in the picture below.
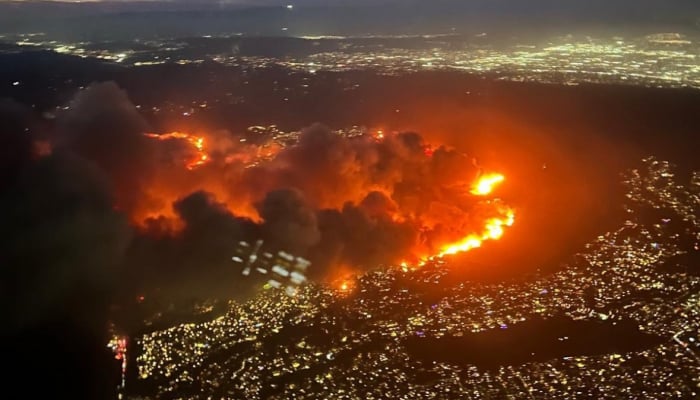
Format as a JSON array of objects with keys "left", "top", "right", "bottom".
[{"left": 2, "top": 0, "right": 699, "bottom": 40}]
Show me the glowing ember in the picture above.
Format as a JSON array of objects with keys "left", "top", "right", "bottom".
[
  {"left": 33, "top": 140, "right": 52, "bottom": 157},
  {"left": 144, "top": 132, "right": 209, "bottom": 170},
  {"left": 471, "top": 173, "right": 505, "bottom": 196},
  {"left": 335, "top": 278, "right": 356, "bottom": 294},
  {"left": 331, "top": 274, "right": 357, "bottom": 295}
]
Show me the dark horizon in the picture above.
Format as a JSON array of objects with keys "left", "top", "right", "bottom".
[{"left": 2, "top": 0, "right": 700, "bottom": 41}]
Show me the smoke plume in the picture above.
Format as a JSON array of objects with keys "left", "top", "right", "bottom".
[{"left": 5, "top": 81, "right": 514, "bottom": 307}]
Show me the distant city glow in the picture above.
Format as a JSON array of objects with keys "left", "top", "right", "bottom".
[{"left": 10, "top": 33, "right": 698, "bottom": 89}]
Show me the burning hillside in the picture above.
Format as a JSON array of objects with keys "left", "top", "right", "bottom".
[
  {"left": 34, "top": 82, "right": 517, "bottom": 295},
  {"left": 139, "top": 125, "right": 515, "bottom": 273}
]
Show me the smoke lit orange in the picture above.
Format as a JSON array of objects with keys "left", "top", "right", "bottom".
[{"left": 136, "top": 128, "right": 515, "bottom": 274}]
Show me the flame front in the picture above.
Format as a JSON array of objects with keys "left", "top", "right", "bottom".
[
  {"left": 470, "top": 173, "right": 505, "bottom": 196},
  {"left": 437, "top": 208, "right": 515, "bottom": 257},
  {"left": 432, "top": 173, "right": 515, "bottom": 259},
  {"left": 144, "top": 132, "right": 209, "bottom": 170}
]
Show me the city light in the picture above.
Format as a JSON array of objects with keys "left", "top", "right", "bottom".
[{"left": 135, "top": 160, "right": 700, "bottom": 400}]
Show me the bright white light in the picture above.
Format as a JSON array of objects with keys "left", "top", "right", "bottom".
[{"left": 286, "top": 4, "right": 294, "bottom": 10}]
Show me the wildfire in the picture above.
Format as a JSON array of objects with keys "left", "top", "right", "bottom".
[
  {"left": 136, "top": 128, "right": 515, "bottom": 275},
  {"left": 144, "top": 132, "right": 209, "bottom": 170},
  {"left": 427, "top": 171, "right": 514, "bottom": 260},
  {"left": 334, "top": 276, "right": 357, "bottom": 295},
  {"left": 400, "top": 261, "right": 409, "bottom": 272},
  {"left": 471, "top": 173, "right": 505, "bottom": 196},
  {"left": 437, "top": 208, "right": 515, "bottom": 257}
]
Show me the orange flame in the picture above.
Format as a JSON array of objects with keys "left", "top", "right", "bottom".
[
  {"left": 332, "top": 275, "right": 357, "bottom": 295},
  {"left": 144, "top": 132, "right": 209, "bottom": 170},
  {"left": 136, "top": 130, "right": 515, "bottom": 269},
  {"left": 420, "top": 171, "right": 515, "bottom": 262},
  {"left": 470, "top": 173, "right": 505, "bottom": 196},
  {"left": 437, "top": 208, "right": 515, "bottom": 257}
]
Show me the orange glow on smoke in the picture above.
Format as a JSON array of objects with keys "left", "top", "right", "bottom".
[
  {"left": 128, "top": 130, "right": 273, "bottom": 228},
  {"left": 471, "top": 173, "right": 505, "bottom": 196},
  {"left": 134, "top": 129, "right": 515, "bottom": 269},
  {"left": 144, "top": 132, "right": 210, "bottom": 170}
]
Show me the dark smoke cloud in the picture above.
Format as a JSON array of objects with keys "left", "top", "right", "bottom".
[
  {"left": 125, "top": 122, "right": 487, "bottom": 287},
  {"left": 3, "top": 81, "right": 493, "bottom": 328},
  {"left": 125, "top": 191, "right": 260, "bottom": 300},
  {"left": 360, "top": 190, "right": 399, "bottom": 218},
  {"left": 55, "top": 81, "right": 156, "bottom": 215},
  {"left": 1, "top": 111, "right": 131, "bottom": 397},
  {"left": 312, "top": 197, "right": 419, "bottom": 275},
  {"left": 1, "top": 79, "right": 521, "bottom": 398},
  {"left": 242, "top": 124, "right": 435, "bottom": 209},
  {"left": 2, "top": 153, "right": 130, "bottom": 330},
  {"left": 224, "top": 125, "right": 486, "bottom": 274},
  {"left": 0, "top": 97, "right": 34, "bottom": 187},
  {"left": 257, "top": 189, "right": 321, "bottom": 252},
  {"left": 241, "top": 123, "right": 480, "bottom": 216}
]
